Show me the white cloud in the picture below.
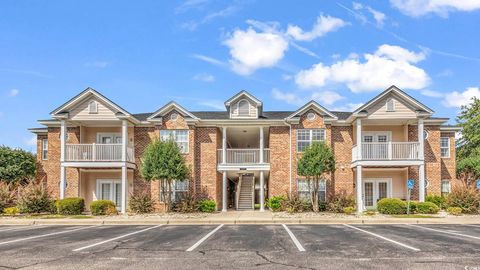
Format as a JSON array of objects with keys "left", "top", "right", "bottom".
[
  {"left": 85, "top": 61, "right": 109, "bottom": 68},
  {"left": 191, "top": 54, "right": 225, "bottom": 66},
  {"left": 353, "top": 2, "right": 386, "bottom": 27},
  {"left": 198, "top": 100, "right": 225, "bottom": 110},
  {"left": 193, "top": 73, "right": 215, "bottom": 82},
  {"left": 224, "top": 27, "right": 289, "bottom": 75},
  {"left": 282, "top": 74, "right": 293, "bottom": 81},
  {"left": 286, "top": 15, "right": 347, "bottom": 41},
  {"left": 9, "top": 89, "right": 19, "bottom": 97},
  {"left": 295, "top": 44, "right": 430, "bottom": 93},
  {"left": 421, "top": 89, "right": 444, "bottom": 98},
  {"left": 272, "top": 89, "right": 344, "bottom": 106},
  {"left": 311, "top": 91, "right": 344, "bottom": 105},
  {"left": 331, "top": 102, "right": 364, "bottom": 111},
  {"left": 175, "top": 0, "right": 210, "bottom": 14},
  {"left": 390, "top": 0, "right": 480, "bottom": 17},
  {"left": 442, "top": 87, "right": 480, "bottom": 108},
  {"left": 272, "top": 89, "right": 304, "bottom": 105},
  {"left": 24, "top": 136, "right": 37, "bottom": 147},
  {"left": 437, "top": 69, "right": 453, "bottom": 77}
]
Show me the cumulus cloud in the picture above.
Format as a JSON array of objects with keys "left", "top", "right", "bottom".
[
  {"left": 193, "top": 73, "right": 215, "bottom": 82},
  {"left": 390, "top": 0, "right": 480, "bottom": 17},
  {"left": 295, "top": 44, "right": 430, "bottom": 93},
  {"left": 331, "top": 102, "right": 364, "bottom": 111},
  {"left": 272, "top": 89, "right": 344, "bottom": 106},
  {"left": 421, "top": 89, "right": 444, "bottom": 98},
  {"left": 272, "top": 88, "right": 304, "bottom": 105},
  {"left": 442, "top": 87, "right": 480, "bottom": 108},
  {"left": 224, "top": 27, "right": 289, "bottom": 75},
  {"left": 9, "top": 89, "right": 19, "bottom": 97},
  {"left": 311, "top": 91, "right": 345, "bottom": 105},
  {"left": 286, "top": 15, "right": 347, "bottom": 41}
]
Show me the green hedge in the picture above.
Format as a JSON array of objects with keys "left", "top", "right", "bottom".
[
  {"left": 90, "top": 200, "right": 117, "bottom": 215},
  {"left": 377, "top": 198, "right": 407, "bottom": 215},
  {"left": 56, "top": 198, "right": 85, "bottom": 215},
  {"left": 266, "top": 196, "right": 286, "bottom": 212},
  {"left": 415, "top": 202, "right": 440, "bottom": 214},
  {"left": 198, "top": 199, "right": 216, "bottom": 213},
  {"left": 426, "top": 195, "right": 447, "bottom": 209}
]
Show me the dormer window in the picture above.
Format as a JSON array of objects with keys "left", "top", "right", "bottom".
[
  {"left": 238, "top": 99, "right": 250, "bottom": 116},
  {"left": 89, "top": 100, "right": 98, "bottom": 114},
  {"left": 386, "top": 98, "right": 395, "bottom": 112}
]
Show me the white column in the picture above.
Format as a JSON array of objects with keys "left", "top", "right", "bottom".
[
  {"left": 260, "top": 171, "right": 265, "bottom": 212},
  {"left": 418, "top": 119, "right": 425, "bottom": 202},
  {"left": 356, "top": 119, "right": 362, "bottom": 160},
  {"left": 222, "top": 171, "right": 227, "bottom": 212},
  {"left": 122, "top": 120, "right": 128, "bottom": 162},
  {"left": 121, "top": 165, "right": 127, "bottom": 214},
  {"left": 60, "top": 120, "right": 67, "bottom": 199},
  {"left": 259, "top": 127, "right": 264, "bottom": 163},
  {"left": 356, "top": 165, "right": 363, "bottom": 214},
  {"left": 222, "top": 127, "right": 227, "bottom": 164}
]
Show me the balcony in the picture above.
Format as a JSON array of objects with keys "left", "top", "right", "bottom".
[
  {"left": 217, "top": 149, "right": 270, "bottom": 164},
  {"left": 352, "top": 142, "right": 420, "bottom": 162},
  {"left": 66, "top": 144, "right": 135, "bottom": 163}
]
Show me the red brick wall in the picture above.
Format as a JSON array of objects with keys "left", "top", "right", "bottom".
[
  {"left": 441, "top": 131, "right": 459, "bottom": 188},
  {"left": 331, "top": 126, "right": 354, "bottom": 196},
  {"left": 194, "top": 127, "right": 220, "bottom": 206},
  {"left": 36, "top": 134, "right": 48, "bottom": 183},
  {"left": 268, "top": 126, "right": 290, "bottom": 197}
]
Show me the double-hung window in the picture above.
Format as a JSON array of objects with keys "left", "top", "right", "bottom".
[
  {"left": 41, "top": 139, "right": 48, "bottom": 160},
  {"left": 297, "top": 179, "right": 326, "bottom": 202},
  {"left": 441, "top": 180, "right": 451, "bottom": 197},
  {"left": 297, "top": 129, "right": 325, "bottom": 152},
  {"left": 160, "top": 130, "right": 189, "bottom": 153},
  {"left": 440, "top": 137, "right": 450, "bottom": 158},
  {"left": 160, "top": 180, "right": 189, "bottom": 202}
]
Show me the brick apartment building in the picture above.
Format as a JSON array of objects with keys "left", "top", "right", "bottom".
[{"left": 31, "top": 85, "right": 460, "bottom": 214}]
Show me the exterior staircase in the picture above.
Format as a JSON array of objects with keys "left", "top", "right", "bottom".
[{"left": 237, "top": 175, "right": 254, "bottom": 210}]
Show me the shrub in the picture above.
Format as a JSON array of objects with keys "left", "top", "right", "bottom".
[
  {"left": 327, "top": 193, "right": 355, "bottom": 213},
  {"left": 343, "top": 206, "right": 355, "bottom": 215},
  {"left": 318, "top": 201, "right": 327, "bottom": 212},
  {"left": 3, "top": 206, "right": 19, "bottom": 215},
  {"left": 172, "top": 192, "right": 198, "bottom": 213},
  {"left": 447, "top": 206, "right": 462, "bottom": 216},
  {"left": 17, "top": 182, "right": 53, "bottom": 214},
  {"left": 446, "top": 187, "right": 480, "bottom": 214},
  {"left": 0, "top": 182, "right": 16, "bottom": 213},
  {"left": 415, "top": 202, "right": 440, "bottom": 214},
  {"left": 407, "top": 201, "right": 418, "bottom": 213},
  {"left": 90, "top": 200, "right": 117, "bottom": 215},
  {"left": 56, "top": 198, "right": 84, "bottom": 215},
  {"left": 377, "top": 198, "right": 407, "bottom": 215},
  {"left": 426, "top": 195, "right": 447, "bottom": 209},
  {"left": 198, "top": 199, "right": 216, "bottom": 213},
  {"left": 266, "top": 195, "right": 286, "bottom": 212},
  {"left": 281, "top": 194, "right": 306, "bottom": 213},
  {"left": 129, "top": 193, "right": 154, "bottom": 214}
]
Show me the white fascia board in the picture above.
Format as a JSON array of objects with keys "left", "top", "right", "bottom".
[{"left": 147, "top": 101, "right": 199, "bottom": 121}]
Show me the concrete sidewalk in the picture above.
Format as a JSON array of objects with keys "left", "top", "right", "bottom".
[{"left": 1, "top": 211, "right": 478, "bottom": 225}]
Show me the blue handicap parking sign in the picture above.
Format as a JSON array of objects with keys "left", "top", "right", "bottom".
[
  {"left": 407, "top": 179, "right": 414, "bottom": 190},
  {"left": 477, "top": 180, "right": 480, "bottom": 190}
]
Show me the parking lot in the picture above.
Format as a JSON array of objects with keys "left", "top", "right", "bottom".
[{"left": 0, "top": 224, "right": 479, "bottom": 269}]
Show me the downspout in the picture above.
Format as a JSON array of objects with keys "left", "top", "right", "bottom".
[{"left": 288, "top": 121, "right": 292, "bottom": 197}]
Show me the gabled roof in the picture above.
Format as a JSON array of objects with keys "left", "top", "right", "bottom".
[
  {"left": 50, "top": 87, "right": 132, "bottom": 117},
  {"left": 147, "top": 101, "right": 199, "bottom": 121},
  {"left": 286, "top": 100, "right": 338, "bottom": 120},
  {"left": 352, "top": 85, "right": 434, "bottom": 116},
  {"left": 224, "top": 90, "right": 262, "bottom": 107}
]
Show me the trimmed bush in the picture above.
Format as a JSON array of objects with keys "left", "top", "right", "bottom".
[
  {"left": 56, "top": 198, "right": 84, "bottom": 215},
  {"left": 415, "top": 202, "right": 440, "bottom": 214},
  {"left": 3, "top": 206, "right": 19, "bottom": 215},
  {"left": 17, "top": 182, "right": 53, "bottom": 214},
  {"left": 318, "top": 201, "right": 327, "bottom": 212},
  {"left": 377, "top": 198, "right": 407, "bottom": 215},
  {"left": 129, "top": 193, "right": 154, "bottom": 214},
  {"left": 327, "top": 193, "right": 355, "bottom": 213},
  {"left": 446, "top": 187, "right": 480, "bottom": 214},
  {"left": 343, "top": 206, "right": 355, "bottom": 215},
  {"left": 282, "top": 194, "right": 307, "bottom": 213},
  {"left": 198, "top": 199, "right": 216, "bottom": 213},
  {"left": 426, "top": 195, "right": 447, "bottom": 209},
  {"left": 407, "top": 201, "right": 418, "bottom": 213},
  {"left": 90, "top": 200, "right": 117, "bottom": 216},
  {"left": 447, "top": 206, "right": 462, "bottom": 216},
  {"left": 266, "top": 195, "right": 286, "bottom": 212}
]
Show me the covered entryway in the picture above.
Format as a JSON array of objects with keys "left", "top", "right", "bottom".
[{"left": 363, "top": 178, "right": 392, "bottom": 209}]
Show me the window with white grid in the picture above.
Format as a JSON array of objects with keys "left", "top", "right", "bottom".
[
  {"left": 297, "top": 179, "right": 326, "bottom": 202},
  {"left": 440, "top": 137, "right": 450, "bottom": 158},
  {"left": 297, "top": 129, "right": 325, "bottom": 152},
  {"left": 160, "top": 130, "right": 189, "bottom": 153}
]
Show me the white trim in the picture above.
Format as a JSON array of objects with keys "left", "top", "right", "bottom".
[
  {"left": 224, "top": 90, "right": 262, "bottom": 107},
  {"left": 362, "top": 131, "right": 392, "bottom": 142},
  {"left": 88, "top": 100, "right": 98, "bottom": 114},
  {"left": 440, "top": 137, "right": 450, "bottom": 158},
  {"left": 147, "top": 101, "right": 199, "bottom": 121},
  {"left": 296, "top": 128, "right": 326, "bottom": 152},
  {"left": 217, "top": 164, "right": 270, "bottom": 171},
  {"left": 386, "top": 98, "right": 395, "bottom": 112},
  {"left": 363, "top": 178, "right": 392, "bottom": 209},
  {"left": 62, "top": 161, "right": 135, "bottom": 168},
  {"left": 41, "top": 139, "right": 48, "bottom": 160},
  {"left": 96, "top": 179, "right": 122, "bottom": 209},
  {"left": 351, "top": 160, "right": 423, "bottom": 167},
  {"left": 160, "top": 129, "right": 189, "bottom": 154},
  {"left": 96, "top": 132, "right": 122, "bottom": 144},
  {"left": 286, "top": 100, "right": 337, "bottom": 120}
]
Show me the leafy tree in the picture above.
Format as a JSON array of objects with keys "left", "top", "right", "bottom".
[
  {"left": 0, "top": 146, "right": 36, "bottom": 183},
  {"left": 457, "top": 97, "right": 480, "bottom": 159},
  {"left": 140, "top": 139, "right": 189, "bottom": 212},
  {"left": 297, "top": 142, "right": 336, "bottom": 212},
  {"left": 457, "top": 155, "right": 480, "bottom": 188}
]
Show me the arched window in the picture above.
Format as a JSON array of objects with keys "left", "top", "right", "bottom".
[
  {"left": 89, "top": 100, "right": 98, "bottom": 114},
  {"left": 238, "top": 99, "right": 250, "bottom": 116}
]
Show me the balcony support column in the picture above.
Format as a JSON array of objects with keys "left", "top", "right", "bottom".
[
  {"left": 259, "top": 127, "right": 264, "bottom": 163},
  {"left": 222, "top": 171, "right": 227, "bottom": 212},
  {"left": 356, "top": 165, "right": 363, "bottom": 214},
  {"left": 222, "top": 127, "right": 227, "bottom": 164},
  {"left": 121, "top": 165, "right": 127, "bottom": 214},
  {"left": 418, "top": 118, "right": 425, "bottom": 202},
  {"left": 259, "top": 171, "right": 265, "bottom": 212},
  {"left": 356, "top": 119, "right": 362, "bottom": 160},
  {"left": 60, "top": 120, "right": 67, "bottom": 199},
  {"left": 122, "top": 120, "right": 128, "bottom": 162}
]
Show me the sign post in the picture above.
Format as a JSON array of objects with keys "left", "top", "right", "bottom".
[
  {"left": 476, "top": 179, "right": 480, "bottom": 190},
  {"left": 407, "top": 179, "right": 414, "bottom": 215}
]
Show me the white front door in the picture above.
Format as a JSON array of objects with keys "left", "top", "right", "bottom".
[
  {"left": 96, "top": 179, "right": 122, "bottom": 209},
  {"left": 363, "top": 179, "right": 392, "bottom": 209},
  {"left": 97, "top": 133, "right": 122, "bottom": 144}
]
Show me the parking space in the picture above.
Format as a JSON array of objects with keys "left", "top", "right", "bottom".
[{"left": 0, "top": 224, "right": 479, "bottom": 269}]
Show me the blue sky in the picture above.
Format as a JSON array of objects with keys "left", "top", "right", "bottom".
[{"left": 1, "top": 0, "right": 480, "bottom": 151}]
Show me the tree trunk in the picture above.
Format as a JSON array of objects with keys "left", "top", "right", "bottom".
[
  {"left": 312, "top": 177, "right": 319, "bottom": 212},
  {"left": 166, "top": 180, "right": 172, "bottom": 212}
]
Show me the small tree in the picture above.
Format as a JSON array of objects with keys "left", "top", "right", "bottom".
[
  {"left": 457, "top": 97, "right": 480, "bottom": 159},
  {"left": 297, "top": 142, "right": 336, "bottom": 212},
  {"left": 0, "top": 146, "right": 36, "bottom": 183},
  {"left": 140, "top": 139, "right": 189, "bottom": 212},
  {"left": 457, "top": 155, "right": 480, "bottom": 188}
]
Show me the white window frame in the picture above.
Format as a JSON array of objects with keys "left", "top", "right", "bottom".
[
  {"left": 440, "top": 137, "right": 450, "bottom": 158},
  {"left": 160, "top": 180, "right": 189, "bottom": 202},
  {"left": 297, "top": 179, "right": 327, "bottom": 203},
  {"left": 363, "top": 178, "right": 392, "bottom": 209},
  {"left": 96, "top": 133, "right": 122, "bottom": 144},
  {"left": 41, "top": 139, "right": 48, "bottom": 160},
  {"left": 237, "top": 99, "right": 250, "bottom": 116},
  {"left": 296, "top": 129, "right": 326, "bottom": 152},
  {"left": 96, "top": 179, "right": 122, "bottom": 209},
  {"left": 386, "top": 98, "right": 395, "bottom": 112},
  {"left": 362, "top": 131, "right": 392, "bottom": 142},
  {"left": 160, "top": 130, "right": 189, "bottom": 154},
  {"left": 441, "top": 180, "right": 451, "bottom": 196},
  {"left": 89, "top": 100, "right": 98, "bottom": 114}
]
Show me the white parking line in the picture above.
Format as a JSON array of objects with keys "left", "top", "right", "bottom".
[
  {"left": 186, "top": 224, "right": 224, "bottom": 252},
  {"left": 0, "top": 226, "right": 45, "bottom": 232},
  {"left": 0, "top": 226, "right": 98, "bottom": 246},
  {"left": 463, "top": 224, "right": 480, "bottom": 229},
  {"left": 344, "top": 224, "right": 420, "bottom": 252},
  {"left": 282, "top": 224, "right": 305, "bottom": 252},
  {"left": 409, "top": 224, "right": 480, "bottom": 240},
  {"left": 73, "top": 225, "right": 163, "bottom": 252}
]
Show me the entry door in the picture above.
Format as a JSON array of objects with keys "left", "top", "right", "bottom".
[
  {"left": 97, "top": 133, "right": 122, "bottom": 144},
  {"left": 363, "top": 133, "right": 390, "bottom": 159},
  {"left": 97, "top": 179, "right": 122, "bottom": 209},
  {"left": 363, "top": 179, "right": 391, "bottom": 209}
]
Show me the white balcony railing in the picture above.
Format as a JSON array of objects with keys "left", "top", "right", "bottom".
[
  {"left": 352, "top": 142, "right": 420, "bottom": 161},
  {"left": 217, "top": 149, "right": 270, "bottom": 164},
  {"left": 65, "top": 144, "right": 135, "bottom": 162}
]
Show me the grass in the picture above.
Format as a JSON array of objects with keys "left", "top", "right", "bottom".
[{"left": 391, "top": 214, "right": 441, "bottom": 218}]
